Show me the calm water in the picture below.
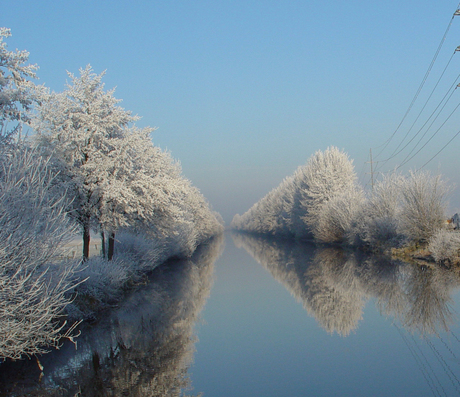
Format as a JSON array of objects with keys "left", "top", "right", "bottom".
[{"left": 1, "top": 232, "right": 460, "bottom": 396}]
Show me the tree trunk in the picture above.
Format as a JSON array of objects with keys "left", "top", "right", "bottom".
[
  {"left": 83, "top": 222, "right": 91, "bottom": 261},
  {"left": 108, "top": 232, "right": 115, "bottom": 261},
  {"left": 100, "top": 231, "right": 106, "bottom": 258}
]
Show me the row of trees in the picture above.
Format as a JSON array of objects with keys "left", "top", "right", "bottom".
[
  {"left": 2, "top": 27, "right": 223, "bottom": 262},
  {"left": 232, "top": 146, "right": 450, "bottom": 251},
  {"left": 32, "top": 65, "right": 223, "bottom": 261},
  {"left": 0, "top": 28, "right": 223, "bottom": 360}
]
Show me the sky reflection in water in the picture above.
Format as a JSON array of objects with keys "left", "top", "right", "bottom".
[
  {"left": 1, "top": 232, "right": 460, "bottom": 396},
  {"left": 191, "top": 233, "right": 460, "bottom": 397}
]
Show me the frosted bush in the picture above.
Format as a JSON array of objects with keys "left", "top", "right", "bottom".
[
  {"left": 354, "top": 214, "right": 403, "bottom": 249},
  {"left": 77, "top": 256, "right": 129, "bottom": 302},
  {"left": 428, "top": 229, "right": 460, "bottom": 264},
  {"left": 315, "top": 188, "right": 365, "bottom": 243},
  {"left": 348, "top": 173, "right": 404, "bottom": 249},
  {"left": 114, "top": 231, "right": 165, "bottom": 270},
  {"left": 0, "top": 147, "right": 80, "bottom": 360},
  {"left": 398, "top": 171, "right": 449, "bottom": 243}
]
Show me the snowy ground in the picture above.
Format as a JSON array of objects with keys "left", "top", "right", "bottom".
[{"left": 60, "top": 234, "right": 102, "bottom": 259}]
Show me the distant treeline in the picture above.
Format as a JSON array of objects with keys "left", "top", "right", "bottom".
[{"left": 232, "top": 146, "right": 457, "bottom": 259}]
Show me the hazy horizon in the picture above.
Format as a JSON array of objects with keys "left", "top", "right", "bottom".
[{"left": 5, "top": 1, "right": 460, "bottom": 223}]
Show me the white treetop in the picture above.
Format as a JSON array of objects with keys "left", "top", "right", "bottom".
[
  {"left": 298, "top": 146, "right": 357, "bottom": 235},
  {"left": 0, "top": 27, "right": 38, "bottom": 141}
]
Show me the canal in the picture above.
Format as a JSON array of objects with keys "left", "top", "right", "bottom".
[{"left": 1, "top": 232, "right": 460, "bottom": 396}]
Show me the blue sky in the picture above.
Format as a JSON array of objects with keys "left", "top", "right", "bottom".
[{"left": 4, "top": 0, "right": 460, "bottom": 222}]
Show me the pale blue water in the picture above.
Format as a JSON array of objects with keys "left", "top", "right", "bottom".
[
  {"left": 190, "top": 233, "right": 460, "bottom": 397},
  {"left": 1, "top": 232, "right": 460, "bottom": 396}
]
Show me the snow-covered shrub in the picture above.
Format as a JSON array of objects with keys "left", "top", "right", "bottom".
[
  {"left": 428, "top": 229, "right": 460, "bottom": 264},
  {"left": 0, "top": 146, "right": 80, "bottom": 360},
  {"left": 113, "top": 231, "right": 165, "bottom": 271},
  {"left": 350, "top": 213, "right": 405, "bottom": 250},
  {"left": 349, "top": 173, "right": 404, "bottom": 249},
  {"left": 74, "top": 257, "right": 129, "bottom": 302},
  {"left": 350, "top": 171, "right": 449, "bottom": 249},
  {"left": 398, "top": 171, "right": 449, "bottom": 243},
  {"left": 315, "top": 188, "right": 366, "bottom": 243},
  {"left": 0, "top": 30, "right": 81, "bottom": 360}
]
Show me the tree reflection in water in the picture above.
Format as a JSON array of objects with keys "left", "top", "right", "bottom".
[
  {"left": 0, "top": 234, "right": 224, "bottom": 397},
  {"left": 232, "top": 232, "right": 460, "bottom": 337}
]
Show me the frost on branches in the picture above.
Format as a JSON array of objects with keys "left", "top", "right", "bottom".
[
  {"left": 0, "top": 29, "right": 81, "bottom": 361},
  {"left": 0, "top": 31, "right": 224, "bottom": 360},
  {"left": 33, "top": 65, "right": 223, "bottom": 260},
  {"left": 33, "top": 65, "right": 141, "bottom": 259},
  {"left": 0, "top": 28, "right": 38, "bottom": 142},
  {"left": 0, "top": 146, "right": 80, "bottom": 360},
  {"left": 232, "top": 147, "right": 451, "bottom": 252},
  {"left": 231, "top": 146, "right": 360, "bottom": 240}
]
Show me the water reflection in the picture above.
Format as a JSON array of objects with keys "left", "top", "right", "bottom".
[
  {"left": 0, "top": 234, "right": 224, "bottom": 397},
  {"left": 232, "top": 232, "right": 460, "bottom": 336}
]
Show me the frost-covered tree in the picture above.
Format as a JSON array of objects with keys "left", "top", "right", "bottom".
[
  {"left": 231, "top": 176, "right": 296, "bottom": 236},
  {"left": 87, "top": 125, "right": 157, "bottom": 259},
  {"left": 232, "top": 146, "right": 358, "bottom": 240},
  {"left": 94, "top": 124, "right": 223, "bottom": 260},
  {"left": 0, "top": 28, "right": 38, "bottom": 142},
  {"left": 96, "top": 127, "right": 183, "bottom": 260},
  {"left": 33, "top": 65, "right": 139, "bottom": 259},
  {"left": 34, "top": 65, "right": 223, "bottom": 260},
  {"left": 299, "top": 147, "right": 358, "bottom": 236}
]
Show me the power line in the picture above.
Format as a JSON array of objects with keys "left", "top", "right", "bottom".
[
  {"left": 373, "top": 5, "right": 460, "bottom": 161},
  {"left": 419, "top": 126, "right": 460, "bottom": 169},
  {"left": 426, "top": 338, "right": 460, "bottom": 394},
  {"left": 375, "top": 75, "right": 460, "bottom": 174},
  {"left": 396, "top": 75, "right": 460, "bottom": 163},
  {"left": 396, "top": 324, "right": 444, "bottom": 396},
  {"left": 396, "top": 93, "right": 460, "bottom": 170},
  {"left": 378, "top": 50, "right": 458, "bottom": 166}
]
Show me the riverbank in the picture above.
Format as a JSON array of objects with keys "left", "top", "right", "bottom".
[
  {"left": 391, "top": 244, "right": 460, "bottom": 269},
  {"left": 65, "top": 231, "right": 225, "bottom": 323}
]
